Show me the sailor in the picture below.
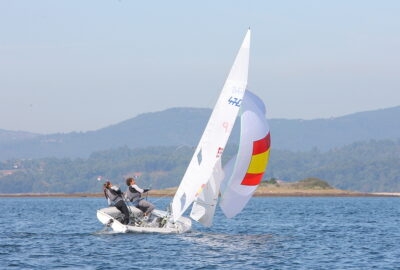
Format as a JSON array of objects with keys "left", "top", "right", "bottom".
[
  {"left": 125, "top": 177, "right": 155, "bottom": 217},
  {"left": 103, "top": 181, "right": 130, "bottom": 225}
]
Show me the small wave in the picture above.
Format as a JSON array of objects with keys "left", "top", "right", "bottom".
[{"left": 180, "top": 231, "right": 274, "bottom": 249}]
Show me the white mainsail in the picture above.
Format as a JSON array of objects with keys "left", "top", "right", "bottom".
[
  {"left": 171, "top": 29, "right": 251, "bottom": 222},
  {"left": 219, "top": 91, "right": 271, "bottom": 218},
  {"left": 189, "top": 159, "right": 224, "bottom": 227}
]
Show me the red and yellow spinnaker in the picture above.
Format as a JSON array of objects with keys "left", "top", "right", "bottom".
[
  {"left": 241, "top": 132, "right": 271, "bottom": 186},
  {"left": 220, "top": 91, "right": 271, "bottom": 219}
]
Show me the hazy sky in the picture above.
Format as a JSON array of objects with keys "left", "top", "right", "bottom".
[{"left": 1, "top": 0, "right": 399, "bottom": 133}]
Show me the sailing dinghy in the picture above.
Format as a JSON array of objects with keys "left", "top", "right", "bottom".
[{"left": 96, "top": 29, "right": 271, "bottom": 233}]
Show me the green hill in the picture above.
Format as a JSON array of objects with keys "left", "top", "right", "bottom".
[{"left": 0, "top": 105, "right": 399, "bottom": 160}]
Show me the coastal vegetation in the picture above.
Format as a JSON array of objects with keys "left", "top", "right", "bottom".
[{"left": 0, "top": 138, "right": 399, "bottom": 193}]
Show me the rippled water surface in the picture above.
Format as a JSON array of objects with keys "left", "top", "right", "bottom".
[{"left": 1, "top": 197, "right": 399, "bottom": 269}]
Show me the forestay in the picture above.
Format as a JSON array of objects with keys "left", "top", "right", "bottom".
[{"left": 171, "top": 30, "right": 251, "bottom": 222}]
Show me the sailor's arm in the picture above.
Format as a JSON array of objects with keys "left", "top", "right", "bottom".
[
  {"left": 133, "top": 185, "right": 150, "bottom": 193},
  {"left": 131, "top": 184, "right": 144, "bottom": 193}
]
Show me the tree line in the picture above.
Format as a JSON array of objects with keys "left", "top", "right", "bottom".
[{"left": 0, "top": 138, "right": 399, "bottom": 193}]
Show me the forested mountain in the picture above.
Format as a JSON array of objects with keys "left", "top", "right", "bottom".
[
  {"left": 0, "top": 106, "right": 399, "bottom": 160},
  {"left": 265, "top": 139, "right": 400, "bottom": 192},
  {"left": 0, "top": 108, "right": 211, "bottom": 160},
  {"left": 1, "top": 139, "right": 399, "bottom": 193},
  {"left": 0, "top": 129, "right": 39, "bottom": 144},
  {"left": 271, "top": 105, "right": 400, "bottom": 151}
]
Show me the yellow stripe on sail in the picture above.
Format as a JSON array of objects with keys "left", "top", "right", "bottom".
[
  {"left": 195, "top": 183, "right": 206, "bottom": 197},
  {"left": 247, "top": 149, "right": 270, "bottom": 174}
]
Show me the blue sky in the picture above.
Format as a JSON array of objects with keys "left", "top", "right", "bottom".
[{"left": 1, "top": 0, "right": 399, "bottom": 133}]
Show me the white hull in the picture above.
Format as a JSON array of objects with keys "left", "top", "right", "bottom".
[{"left": 97, "top": 206, "right": 192, "bottom": 234}]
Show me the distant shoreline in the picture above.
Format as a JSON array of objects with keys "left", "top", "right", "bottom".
[
  {"left": 2, "top": 180, "right": 399, "bottom": 198},
  {"left": 1, "top": 192, "right": 399, "bottom": 198},
  {"left": 252, "top": 192, "right": 400, "bottom": 197}
]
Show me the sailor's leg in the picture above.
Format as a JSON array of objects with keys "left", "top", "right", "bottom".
[
  {"left": 139, "top": 200, "right": 155, "bottom": 216},
  {"left": 135, "top": 202, "right": 146, "bottom": 214},
  {"left": 115, "top": 201, "right": 130, "bottom": 224}
]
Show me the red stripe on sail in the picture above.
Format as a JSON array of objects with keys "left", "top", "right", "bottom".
[
  {"left": 241, "top": 172, "right": 264, "bottom": 186},
  {"left": 252, "top": 133, "right": 271, "bottom": 155}
]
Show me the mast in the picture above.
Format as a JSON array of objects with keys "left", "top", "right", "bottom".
[{"left": 171, "top": 29, "right": 251, "bottom": 222}]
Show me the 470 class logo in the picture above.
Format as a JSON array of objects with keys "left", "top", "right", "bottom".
[{"left": 228, "top": 96, "right": 242, "bottom": 107}]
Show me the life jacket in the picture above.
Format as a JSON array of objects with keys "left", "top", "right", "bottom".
[
  {"left": 124, "top": 186, "right": 141, "bottom": 202},
  {"left": 105, "top": 186, "right": 123, "bottom": 205}
]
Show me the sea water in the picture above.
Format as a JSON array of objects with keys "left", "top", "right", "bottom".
[{"left": 0, "top": 197, "right": 399, "bottom": 269}]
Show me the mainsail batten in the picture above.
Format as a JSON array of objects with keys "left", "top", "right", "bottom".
[{"left": 171, "top": 30, "right": 251, "bottom": 222}]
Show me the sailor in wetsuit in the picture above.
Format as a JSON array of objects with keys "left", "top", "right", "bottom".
[
  {"left": 125, "top": 177, "right": 155, "bottom": 217},
  {"left": 103, "top": 181, "right": 130, "bottom": 224}
]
